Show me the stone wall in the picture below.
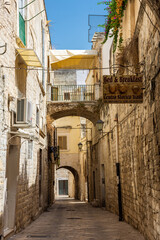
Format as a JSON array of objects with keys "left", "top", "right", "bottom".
[
  {"left": 99, "top": 1, "right": 160, "bottom": 239},
  {"left": 0, "top": 0, "right": 50, "bottom": 236},
  {"left": 54, "top": 70, "right": 77, "bottom": 85},
  {"left": 86, "top": 1, "right": 160, "bottom": 239}
]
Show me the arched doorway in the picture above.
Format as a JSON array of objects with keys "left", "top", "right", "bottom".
[{"left": 56, "top": 166, "right": 79, "bottom": 199}]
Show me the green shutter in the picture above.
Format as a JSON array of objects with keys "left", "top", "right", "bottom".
[{"left": 19, "top": 12, "right": 26, "bottom": 46}]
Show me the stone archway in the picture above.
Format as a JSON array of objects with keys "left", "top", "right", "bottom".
[
  {"left": 47, "top": 101, "right": 100, "bottom": 125},
  {"left": 57, "top": 166, "right": 79, "bottom": 199}
]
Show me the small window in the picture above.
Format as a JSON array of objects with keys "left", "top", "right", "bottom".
[
  {"left": 58, "top": 136, "right": 67, "bottom": 150},
  {"left": 81, "top": 124, "right": 86, "bottom": 139},
  {"left": 64, "top": 92, "right": 70, "bottom": 100},
  {"left": 28, "top": 140, "right": 33, "bottom": 159}
]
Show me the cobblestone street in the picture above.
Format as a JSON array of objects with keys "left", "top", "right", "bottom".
[{"left": 10, "top": 198, "right": 145, "bottom": 240}]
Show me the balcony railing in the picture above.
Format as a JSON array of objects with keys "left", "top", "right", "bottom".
[{"left": 47, "top": 85, "right": 96, "bottom": 102}]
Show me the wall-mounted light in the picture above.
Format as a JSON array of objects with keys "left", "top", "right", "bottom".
[
  {"left": 96, "top": 119, "right": 104, "bottom": 132},
  {"left": 78, "top": 142, "right": 83, "bottom": 151}
]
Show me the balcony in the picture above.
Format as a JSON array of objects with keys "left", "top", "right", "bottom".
[{"left": 47, "top": 84, "right": 99, "bottom": 102}]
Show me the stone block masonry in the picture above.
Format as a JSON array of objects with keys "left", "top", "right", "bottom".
[
  {"left": 101, "top": 3, "right": 160, "bottom": 240},
  {"left": 0, "top": 0, "right": 51, "bottom": 236},
  {"left": 88, "top": 1, "right": 160, "bottom": 240}
]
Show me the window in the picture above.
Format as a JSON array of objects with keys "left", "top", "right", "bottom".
[
  {"left": 28, "top": 140, "right": 33, "bottom": 159},
  {"left": 81, "top": 124, "right": 86, "bottom": 139},
  {"left": 16, "top": 98, "right": 32, "bottom": 124},
  {"left": 58, "top": 136, "right": 67, "bottom": 150},
  {"left": 64, "top": 92, "right": 70, "bottom": 100},
  {"left": 19, "top": 0, "right": 26, "bottom": 45}
]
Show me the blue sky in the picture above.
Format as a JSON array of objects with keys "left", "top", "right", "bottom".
[{"left": 45, "top": 0, "right": 106, "bottom": 50}]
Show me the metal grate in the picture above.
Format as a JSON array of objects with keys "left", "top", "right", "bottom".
[
  {"left": 49, "top": 85, "right": 95, "bottom": 102},
  {"left": 88, "top": 15, "right": 107, "bottom": 43}
]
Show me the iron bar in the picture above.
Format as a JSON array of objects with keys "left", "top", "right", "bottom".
[{"left": 49, "top": 85, "right": 95, "bottom": 102}]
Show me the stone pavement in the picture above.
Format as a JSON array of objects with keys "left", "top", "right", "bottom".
[{"left": 10, "top": 198, "right": 145, "bottom": 240}]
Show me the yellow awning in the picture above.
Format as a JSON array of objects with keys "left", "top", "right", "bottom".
[
  {"left": 16, "top": 48, "right": 42, "bottom": 67},
  {"left": 50, "top": 50, "right": 97, "bottom": 70}
]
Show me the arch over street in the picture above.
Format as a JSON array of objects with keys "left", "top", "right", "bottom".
[{"left": 47, "top": 102, "right": 100, "bottom": 125}]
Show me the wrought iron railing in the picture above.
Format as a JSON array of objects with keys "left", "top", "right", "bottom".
[{"left": 47, "top": 85, "right": 95, "bottom": 102}]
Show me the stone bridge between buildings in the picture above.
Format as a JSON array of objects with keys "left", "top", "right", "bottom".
[{"left": 47, "top": 101, "right": 100, "bottom": 124}]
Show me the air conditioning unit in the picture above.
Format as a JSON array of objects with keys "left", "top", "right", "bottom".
[
  {"left": 12, "top": 98, "right": 32, "bottom": 127},
  {"left": 16, "top": 98, "right": 32, "bottom": 124}
]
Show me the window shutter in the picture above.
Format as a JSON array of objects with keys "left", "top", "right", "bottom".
[
  {"left": 63, "top": 136, "right": 67, "bottom": 149},
  {"left": 51, "top": 87, "right": 58, "bottom": 101},
  {"left": 27, "top": 101, "right": 32, "bottom": 123},
  {"left": 17, "top": 98, "right": 25, "bottom": 122},
  {"left": 36, "top": 107, "right": 39, "bottom": 126},
  {"left": 58, "top": 136, "right": 67, "bottom": 150}
]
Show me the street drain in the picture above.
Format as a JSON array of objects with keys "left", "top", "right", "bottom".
[
  {"left": 27, "top": 235, "right": 50, "bottom": 238},
  {"left": 67, "top": 217, "right": 81, "bottom": 219}
]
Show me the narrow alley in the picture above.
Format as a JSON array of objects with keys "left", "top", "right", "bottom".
[
  {"left": 0, "top": 0, "right": 160, "bottom": 240},
  {"left": 9, "top": 198, "right": 145, "bottom": 240}
]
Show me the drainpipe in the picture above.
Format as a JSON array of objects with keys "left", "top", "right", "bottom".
[{"left": 114, "top": 113, "right": 123, "bottom": 221}]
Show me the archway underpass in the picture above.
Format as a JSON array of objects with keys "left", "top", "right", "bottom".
[
  {"left": 56, "top": 166, "right": 79, "bottom": 200},
  {"left": 51, "top": 116, "right": 91, "bottom": 202},
  {"left": 47, "top": 101, "right": 100, "bottom": 125}
]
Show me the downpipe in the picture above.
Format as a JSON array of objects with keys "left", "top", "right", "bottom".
[{"left": 115, "top": 114, "right": 123, "bottom": 221}]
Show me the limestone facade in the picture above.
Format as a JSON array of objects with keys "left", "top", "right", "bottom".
[
  {"left": 53, "top": 116, "right": 86, "bottom": 200},
  {"left": 86, "top": 1, "right": 160, "bottom": 239},
  {"left": 0, "top": 0, "right": 51, "bottom": 237}
]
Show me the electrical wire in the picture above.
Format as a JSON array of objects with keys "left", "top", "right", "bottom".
[
  {"left": 0, "top": 62, "right": 144, "bottom": 73},
  {"left": 138, "top": 0, "right": 160, "bottom": 35}
]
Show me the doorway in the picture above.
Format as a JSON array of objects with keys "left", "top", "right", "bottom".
[
  {"left": 39, "top": 149, "right": 42, "bottom": 207},
  {"left": 4, "top": 144, "right": 20, "bottom": 233},
  {"left": 93, "top": 171, "right": 96, "bottom": 199},
  {"left": 101, "top": 164, "right": 106, "bottom": 207},
  {"left": 58, "top": 180, "right": 68, "bottom": 195}
]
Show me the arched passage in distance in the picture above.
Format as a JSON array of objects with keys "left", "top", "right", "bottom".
[{"left": 56, "top": 166, "right": 79, "bottom": 200}]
